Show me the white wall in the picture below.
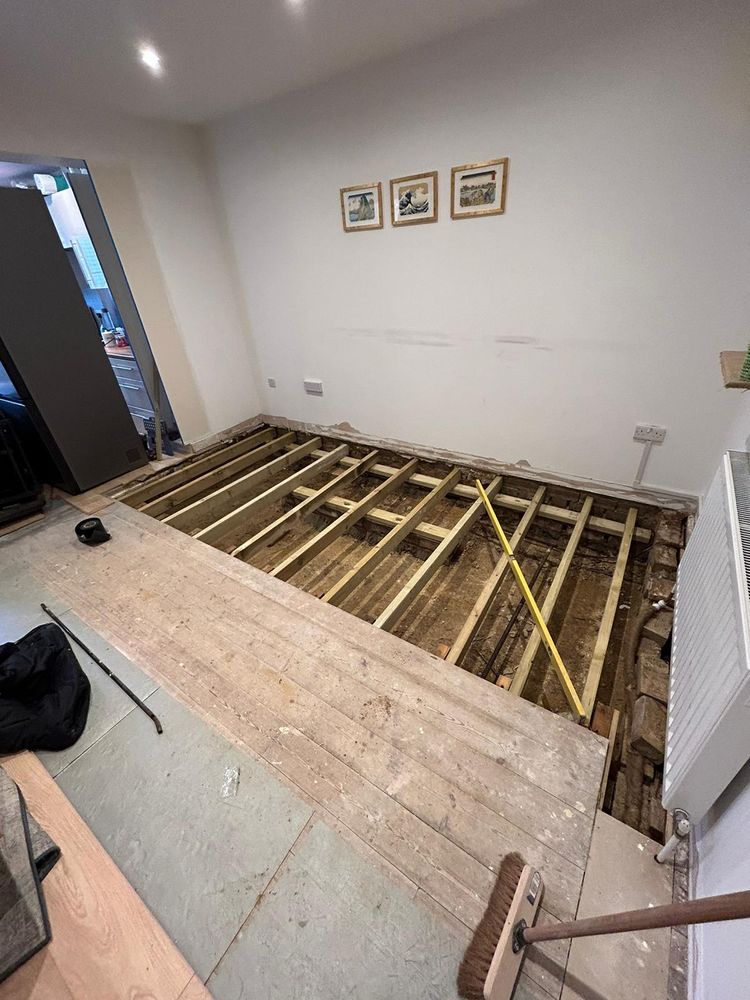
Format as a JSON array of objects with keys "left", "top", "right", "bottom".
[
  {"left": 692, "top": 760, "right": 750, "bottom": 1000},
  {"left": 0, "top": 98, "right": 261, "bottom": 444},
  {"left": 205, "top": 0, "right": 750, "bottom": 497}
]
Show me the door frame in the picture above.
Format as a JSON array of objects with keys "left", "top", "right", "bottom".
[{"left": 0, "top": 148, "right": 179, "bottom": 456}]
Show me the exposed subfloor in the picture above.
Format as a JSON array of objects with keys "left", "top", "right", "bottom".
[
  {"left": 112, "top": 424, "right": 685, "bottom": 841},
  {"left": 1, "top": 499, "right": 610, "bottom": 999}
]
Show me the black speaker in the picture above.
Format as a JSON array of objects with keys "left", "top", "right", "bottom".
[{"left": 0, "top": 416, "right": 44, "bottom": 525}]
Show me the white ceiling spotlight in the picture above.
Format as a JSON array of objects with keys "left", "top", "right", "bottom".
[{"left": 138, "top": 43, "right": 164, "bottom": 76}]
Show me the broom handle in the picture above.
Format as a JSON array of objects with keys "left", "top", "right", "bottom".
[{"left": 522, "top": 890, "right": 750, "bottom": 945}]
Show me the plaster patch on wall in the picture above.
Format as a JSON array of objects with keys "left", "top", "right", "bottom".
[
  {"left": 335, "top": 327, "right": 456, "bottom": 349},
  {"left": 260, "top": 411, "right": 697, "bottom": 512}
]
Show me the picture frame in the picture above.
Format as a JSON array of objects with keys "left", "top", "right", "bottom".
[
  {"left": 390, "top": 171, "right": 438, "bottom": 226},
  {"left": 340, "top": 182, "right": 383, "bottom": 232},
  {"left": 450, "top": 158, "right": 509, "bottom": 219}
]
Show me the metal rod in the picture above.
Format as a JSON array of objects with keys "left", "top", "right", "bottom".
[
  {"left": 480, "top": 550, "right": 550, "bottom": 682},
  {"left": 40, "top": 604, "right": 163, "bottom": 734}
]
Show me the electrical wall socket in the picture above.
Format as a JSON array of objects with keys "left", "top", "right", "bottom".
[
  {"left": 303, "top": 378, "right": 323, "bottom": 395},
  {"left": 267, "top": 377, "right": 276, "bottom": 388},
  {"left": 634, "top": 423, "right": 667, "bottom": 443}
]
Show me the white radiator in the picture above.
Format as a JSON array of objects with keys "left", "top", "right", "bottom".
[{"left": 663, "top": 452, "right": 750, "bottom": 823}]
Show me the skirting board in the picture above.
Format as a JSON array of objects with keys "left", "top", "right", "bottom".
[{"left": 260, "top": 413, "right": 698, "bottom": 514}]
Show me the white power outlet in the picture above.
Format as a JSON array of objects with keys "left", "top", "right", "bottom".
[
  {"left": 634, "top": 423, "right": 667, "bottom": 443},
  {"left": 303, "top": 378, "right": 324, "bottom": 395}
]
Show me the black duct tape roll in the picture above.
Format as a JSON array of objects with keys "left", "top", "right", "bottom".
[{"left": 74, "top": 517, "right": 110, "bottom": 546}]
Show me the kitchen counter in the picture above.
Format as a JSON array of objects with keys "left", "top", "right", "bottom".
[{"left": 104, "top": 343, "right": 135, "bottom": 360}]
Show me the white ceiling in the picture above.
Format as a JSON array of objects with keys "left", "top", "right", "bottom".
[{"left": 1, "top": 0, "right": 526, "bottom": 124}]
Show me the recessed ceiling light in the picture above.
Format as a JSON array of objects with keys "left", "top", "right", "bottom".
[{"left": 138, "top": 44, "right": 163, "bottom": 75}]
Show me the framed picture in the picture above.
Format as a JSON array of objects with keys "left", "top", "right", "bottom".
[
  {"left": 450, "top": 158, "right": 509, "bottom": 219},
  {"left": 390, "top": 171, "right": 438, "bottom": 226},
  {"left": 340, "top": 182, "right": 383, "bottom": 232}
]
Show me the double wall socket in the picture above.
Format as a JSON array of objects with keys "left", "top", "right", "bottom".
[{"left": 634, "top": 423, "right": 667, "bottom": 443}]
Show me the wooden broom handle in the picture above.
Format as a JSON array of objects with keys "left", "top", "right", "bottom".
[{"left": 522, "top": 890, "right": 750, "bottom": 945}]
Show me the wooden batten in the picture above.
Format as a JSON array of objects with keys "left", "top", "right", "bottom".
[
  {"left": 289, "top": 487, "right": 449, "bottom": 544},
  {"left": 308, "top": 451, "right": 650, "bottom": 544},
  {"left": 115, "top": 426, "right": 274, "bottom": 507},
  {"left": 162, "top": 437, "right": 320, "bottom": 534},
  {"left": 374, "top": 475, "right": 503, "bottom": 632},
  {"left": 509, "top": 495, "right": 594, "bottom": 696},
  {"left": 446, "top": 486, "right": 546, "bottom": 667},
  {"left": 139, "top": 431, "right": 293, "bottom": 517},
  {"left": 232, "top": 449, "right": 381, "bottom": 560},
  {"left": 195, "top": 444, "right": 350, "bottom": 547},
  {"left": 322, "top": 467, "right": 462, "bottom": 607},
  {"left": 581, "top": 507, "right": 638, "bottom": 722},
  {"left": 270, "top": 459, "right": 419, "bottom": 582}
]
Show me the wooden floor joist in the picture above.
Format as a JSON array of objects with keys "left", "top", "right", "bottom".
[
  {"left": 232, "top": 450, "right": 381, "bottom": 560},
  {"left": 308, "top": 451, "right": 650, "bottom": 544},
  {"left": 138, "top": 431, "right": 294, "bottom": 518},
  {"left": 289, "top": 487, "right": 449, "bottom": 544},
  {"left": 322, "top": 468, "right": 462, "bottom": 607},
  {"left": 115, "top": 426, "right": 273, "bottom": 506},
  {"left": 270, "top": 459, "right": 419, "bottom": 582},
  {"left": 509, "top": 495, "right": 594, "bottom": 696},
  {"left": 195, "top": 444, "right": 350, "bottom": 546},
  {"left": 581, "top": 507, "right": 638, "bottom": 722},
  {"left": 162, "top": 437, "right": 321, "bottom": 534},
  {"left": 446, "top": 486, "right": 546, "bottom": 667},
  {"left": 103, "top": 422, "right": 651, "bottom": 741},
  {"left": 374, "top": 475, "right": 503, "bottom": 633}
]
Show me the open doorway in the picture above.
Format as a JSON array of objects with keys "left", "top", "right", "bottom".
[{"left": 0, "top": 151, "right": 181, "bottom": 463}]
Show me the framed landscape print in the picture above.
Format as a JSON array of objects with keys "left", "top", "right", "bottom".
[
  {"left": 340, "top": 182, "right": 383, "bottom": 232},
  {"left": 450, "top": 158, "right": 509, "bottom": 219},
  {"left": 390, "top": 171, "right": 438, "bottom": 226}
]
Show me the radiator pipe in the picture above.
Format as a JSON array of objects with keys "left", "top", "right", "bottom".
[{"left": 656, "top": 811, "right": 690, "bottom": 864}]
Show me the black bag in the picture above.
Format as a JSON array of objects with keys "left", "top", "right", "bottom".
[{"left": 0, "top": 623, "right": 91, "bottom": 753}]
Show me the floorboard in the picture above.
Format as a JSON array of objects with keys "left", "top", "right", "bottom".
[{"left": 1, "top": 500, "right": 607, "bottom": 999}]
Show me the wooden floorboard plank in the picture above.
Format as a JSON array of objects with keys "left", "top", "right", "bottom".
[
  {"left": 115, "top": 507, "right": 604, "bottom": 811},
  {"left": 195, "top": 443, "right": 349, "bottom": 546},
  {"left": 34, "top": 534, "right": 590, "bottom": 873},
  {"left": 374, "top": 474, "right": 503, "bottom": 632},
  {"left": 322, "top": 467, "right": 462, "bottom": 607},
  {"left": 510, "top": 497, "right": 594, "bottom": 696},
  {"left": 581, "top": 507, "right": 638, "bottom": 722},
  {"left": 138, "top": 430, "right": 287, "bottom": 517},
  {"left": 113, "top": 501, "right": 606, "bottom": 764},
  {"left": 271, "top": 458, "right": 418, "bottom": 581},
  {"left": 8, "top": 507, "right": 604, "bottom": 936},
  {"left": 232, "top": 450, "right": 380, "bottom": 560},
  {"left": 0, "top": 753, "right": 196, "bottom": 1000},
  {"left": 163, "top": 437, "right": 320, "bottom": 534},
  {"left": 447, "top": 487, "right": 546, "bottom": 667},
  {"left": 115, "top": 426, "right": 272, "bottom": 506}
]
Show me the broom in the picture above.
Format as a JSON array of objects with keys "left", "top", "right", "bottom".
[{"left": 458, "top": 853, "right": 750, "bottom": 1000}]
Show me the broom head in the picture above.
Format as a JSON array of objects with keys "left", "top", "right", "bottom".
[{"left": 457, "top": 852, "right": 544, "bottom": 1000}]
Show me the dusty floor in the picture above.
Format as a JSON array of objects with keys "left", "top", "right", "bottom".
[{"left": 117, "top": 427, "right": 677, "bottom": 841}]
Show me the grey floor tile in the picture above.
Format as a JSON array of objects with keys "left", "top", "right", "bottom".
[
  {"left": 38, "top": 610, "right": 159, "bottom": 776},
  {"left": 208, "top": 819, "right": 466, "bottom": 1000},
  {"left": 0, "top": 563, "right": 71, "bottom": 641},
  {"left": 57, "top": 687, "right": 313, "bottom": 980}
]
